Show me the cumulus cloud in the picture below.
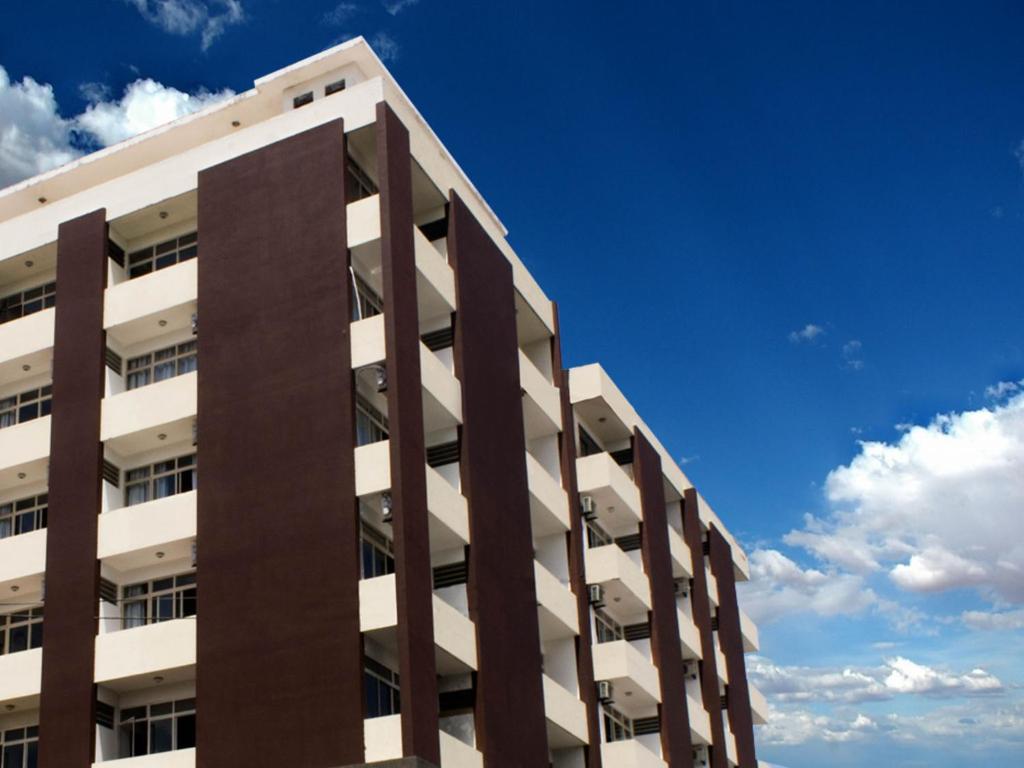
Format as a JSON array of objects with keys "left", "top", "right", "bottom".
[
  {"left": 961, "top": 607, "right": 1024, "bottom": 631},
  {"left": 0, "top": 64, "right": 233, "bottom": 190},
  {"left": 749, "top": 655, "right": 1001, "bottom": 705},
  {"left": 0, "top": 67, "right": 79, "bottom": 188},
  {"left": 985, "top": 379, "right": 1023, "bottom": 400},
  {"left": 125, "top": 0, "right": 245, "bottom": 50},
  {"left": 788, "top": 323, "right": 824, "bottom": 343},
  {"left": 76, "top": 79, "right": 234, "bottom": 146}
]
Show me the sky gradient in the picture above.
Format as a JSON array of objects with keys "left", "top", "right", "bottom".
[{"left": 2, "top": 2, "right": 1023, "bottom": 765}]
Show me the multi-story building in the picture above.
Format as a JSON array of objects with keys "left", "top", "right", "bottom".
[{"left": 0, "top": 38, "right": 768, "bottom": 768}]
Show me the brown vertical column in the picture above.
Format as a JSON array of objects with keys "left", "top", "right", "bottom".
[
  {"left": 634, "top": 430, "right": 692, "bottom": 766},
  {"left": 377, "top": 101, "right": 441, "bottom": 764},
  {"left": 552, "top": 306, "right": 602, "bottom": 767},
  {"left": 448, "top": 192, "right": 549, "bottom": 766},
  {"left": 196, "top": 120, "right": 362, "bottom": 767},
  {"left": 683, "top": 488, "right": 727, "bottom": 768},
  {"left": 38, "top": 209, "right": 107, "bottom": 768},
  {"left": 709, "top": 526, "right": 757, "bottom": 768}
]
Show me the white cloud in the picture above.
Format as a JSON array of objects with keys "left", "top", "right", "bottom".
[
  {"left": 125, "top": 0, "right": 244, "bottom": 50},
  {"left": 882, "top": 657, "right": 1002, "bottom": 696},
  {"left": 842, "top": 339, "right": 864, "bottom": 370},
  {"left": 985, "top": 379, "right": 1023, "bottom": 400},
  {"left": 323, "top": 1, "right": 359, "bottom": 25},
  {"left": 1015, "top": 139, "right": 1024, "bottom": 175},
  {"left": 961, "top": 607, "right": 1024, "bottom": 631},
  {"left": 0, "top": 65, "right": 233, "bottom": 190},
  {"left": 369, "top": 31, "right": 400, "bottom": 62},
  {"left": 383, "top": 0, "right": 419, "bottom": 14},
  {"left": 788, "top": 323, "right": 824, "bottom": 343},
  {"left": 76, "top": 78, "right": 234, "bottom": 146}
]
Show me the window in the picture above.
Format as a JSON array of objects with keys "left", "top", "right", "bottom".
[
  {"left": 602, "top": 704, "right": 633, "bottom": 743},
  {"left": 125, "top": 454, "right": 197, "bottom": 506},
  {"left": 586, "top": 519, "right": 613, "bottom": 549},
  {"left": 356, "top": 397, "right": 389, "bottom": 446},
  {"left": 292, "top": 91, "right": 314, "bottom": 108},
  {"left": 118, "top": 699, "right": 195, "bottom": 758},
  {"left": 325, "top": 78, "right": 346, "bottom": 96},
  {"left": 360, "top": 525, "right": 394, "bottom": 579},
  {"left": 364, "top": 657, "right": 400, "bottom": 718},
  {"left": 0, "top": 608, "right": 43, "bottom": 656},
  {"left": 122, "top": 573, "right": 197, "bottom": 629},
  {"left": 579, "top": 426, "right": 602, "bottom": 458},
  {"left": 0, "top": 387, "right": 52, "bottom": 430},
  {"left": 0, "top": 282, "right": 55, "bottom": 325},
  {"left": 593, "top": 609, "right": 624, "bottom": 644},
  {"left": 351, "top": 274, "right": 383, "bottom": 321},
  {"left": 127, "top": 233, "right": 197, "bottom": 279},
  {"left": 347, "top": 158, "right": 378, "bottom": 201},
  {"left": 0, "top": 494, "right": 47, "bottom": 540},
  {"left": 0, "top": 726, "right": 38, "bottom": 768},
  {"left": 126, "top": 341, "right": 197, "bottom": 390}
]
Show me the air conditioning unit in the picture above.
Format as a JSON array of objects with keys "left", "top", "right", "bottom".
[
  {"left": 381, "top": 493, "right": 394, "bottom": 524},
  {"left": 596, "top": 680, "right": 613, "bottom": 704},
  {"left": 581, "top": 495, "right": 597, "bottom": 521},
  {"left": 674, "top": 578, "right": 690, "bottom": 598},
  {"left": 692, "top": 745, "right": 709, "bottom": 767},
  {"left": 588, "top": 584, "right": 605, "bottom": 609},
  {"left": 682, "top": 660, "right": 699, "bottom": 681}
]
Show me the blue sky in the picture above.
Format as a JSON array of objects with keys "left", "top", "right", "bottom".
[{"left": 2, "top": 2, "right": 1023, "bottom": 765}]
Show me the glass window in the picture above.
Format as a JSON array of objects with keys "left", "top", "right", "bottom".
[
  {"left": 126, "top": 341, "right": 197, "bottom": 390},
  {"left": 593, "top": 609, "right": 624, "bottom": 644},
  {"left": 0, "top": 608, "right": 44, "bottom": 656},
  {"left": 121, "top": 573, "right": 197, "bottom": 630},
  {"left": 0, "top": 725, "right": 38, "bottom": 767},
  {"left": 579, "top": 426, "right": 602, "bottom": 457},
  {"left": 0, "top": 387, "right": 52, "bottom": 431},
  {"left": 602, "top": 704, "right": 633, "bottom": 743},
  {"left": 346, "top": 158, "right": 378, "bottom": 202},
  {"left": 356, "top": 397, "right": 388, "bottom": 446},
  {"left": 351, "top": 274, "right": 384, "bottom": 321},
  {"left": 364, "top": 657, "right": 400, "bottom": 718},
  {"left": 127, "top": 233, "right": 198, "bottom": 279},
  {"left": 0, "top": 494, "right": 47, "bottom": 540},
  {"left": 586, "top": 519, "right": 613, "bottom": 549},
  {"left": 360, "top": 525, "right": 395, "bottom": 579},
  {"left": 125, "top": 455, "right": 197, "bottom": 507},
  {"left": 0, "top": 282, "right": 55, "bottom": 325},
  {"left": 118, "top": 699, "right": 195, "bottom": 758}
]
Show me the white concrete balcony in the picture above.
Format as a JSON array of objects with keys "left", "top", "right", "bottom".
[
  {"left": 592, "top": 640, "right": 660, "bottom": 715},
  {"left": 688, "top": 691, "right": 712, "bottom": 746},
  {"left": 724, "top": 726, "right": 739, "bottom": 766},
  {"left": 0, "top": 648, "right": 41, "bottom": 708},
  {"left": 519, "top": 350, "right": 561, "bottom": 440},
  {"left": 0, "top": 529, "right": 46, "bottom": 592},
  {"left": 105, "top": 260, "right": 196, "bottom": 347},
  {"left": 543, "top": 674, "right": 588, "bottom": 748},
  {"left": 706, "top": 565, "right": 719, "bottom": 607},
  {"left": 667, "top": 526, "right": 693, "bottom": 579},
  {"left": 740, "top": 608, "right": 759, "bottom": 652},
  {"left": 526, "top": 451, "right": 570, "bottom": 536},
  {"left": 94, "top": 619, "right": 196, "bottom": 690},
  {"left": 364, "top": 714, "right": 483, "bottom": 768},
  {"left": 359, "top": 574, "right": 477, "bottom": 673},
  {"left": 677, "top": 609, "right": 702, "bottom": 660},
  {"left": 0, "top": 308, "right": 53, "bottom": 373},
  {"left": 351, "top": 313, "right": 385, "bottom": 368},
  {"left": 347, "top": 195, "right": 381, "bottom": 249},
  {"left": 101, "top": 372, "right": 196, "bottom": 456},
  {"left": 600, "top": 739, "right": 666, "bottom": 768},
  {"left": 0, "top": 417, "right": 49, "bottom": 477},
  {"left": 414, "top": 226, "right": 457, "bottom": 322},
  {"left": 715, "top": 642, "right": 729, "bottom": 684},
  {"left": 534, "top": 560, "right": 579, "bottom": 641},
  {"left": 576, "top": 453, "right": 642, "bottom": 535},
  {"left": 93, "top": 748, "right": 196, "bottom": 768},
  {"left": 749, "top": 683, "right": 769, "bottom": 725},
  {"left": 355, "top": 442, "right": 470, "bottom": 551},
  {"left": 98, "top": 491, "right": 196, "bottom": 572},
  {"left": 584, "top": 544, "right": 651, "bottom": 622}
]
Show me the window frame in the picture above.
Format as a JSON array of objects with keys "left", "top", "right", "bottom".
[
  {"left": 118, "top": 698, "right": 195, "bottom": 758},
  {"left": 356, "top": 396, "right": 389, "bottom": 447},
  {"left": 602, "top": 703, "right": 634, "bottom": 743},
  {"left": 364, "top": 656, "right": 401, "bottom": 719},
  {"left": 593, "top": 608, "right": 624, "bottom": 644},
  {"left": 0, "top": 607, "right": 43, "bottom": 656},
  {"left": 121, "top": 572, "right": 197, "bottom": 630},
  {"left": 126, "top": 232, "right": 197, "bottom": 279},
  {"left": 125, "top": 341, "right": 197, "bottom": 390},
  {"left": 124, "top": 454, "right": 197, "bottom": 507},
  {"left": 0, "top": 494, "right": 47, "bottom": 540},
  {"left": 360, "top": 524, "right": 395, "bottom": 580},
  {"left": 0, "top": 725, "right": 39, "bottom": 768},
  {"left": 0, "top": 282, "right": 55, "bottom": 325},
  {"left": 0, "top": 386, "right": 52, "bottom": 430}
]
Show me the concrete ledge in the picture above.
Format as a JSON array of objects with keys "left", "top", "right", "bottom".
[{"left": 338, "top": 759, "right": 439, "bottom": 768}]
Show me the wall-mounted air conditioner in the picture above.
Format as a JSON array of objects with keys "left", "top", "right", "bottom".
[{"left": 588, "top": 584, "right": 605, "bottom": 609}]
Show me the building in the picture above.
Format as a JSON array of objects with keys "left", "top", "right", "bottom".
[{"left": 0, "top": 38, "right": 768, "bottom": 768}]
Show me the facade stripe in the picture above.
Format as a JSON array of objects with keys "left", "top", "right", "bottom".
[
  {"left": 195, "top": 120, "right": 363, "bottom": 767},
  {"left": 376, "top": 100, "right": 441, "bottom": 764},
  {"left": 448, "top": 191, "right": 549, "bottom": 767},
  {"left": 709, "top": 525, "right": 758, "bottom": 767},
  {"left": 634, "top": 429, "right": 692, "bottom": 766},
  {"left": 552, "top": 305, "right": 603, "bottom": 767},
  {"left": 38, "top": 209, "right": 108, "bottom": 768},
  {"left": 683, "top": 488, "right": 728, "bottom": 768}
]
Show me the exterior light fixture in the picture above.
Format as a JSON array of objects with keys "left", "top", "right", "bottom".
[
  {"left": 10, "top": 586, "right": 19, "bottom": 593},
  {"left": 158, "top": 319, "right": 168, "bottom": 327},
  {"left": 25, "top": 260, "right": 34, "bottom": 268},
  {"left": 4, "top": 705, "right": 14, "bottom": 712},
  {"left": 17, "top": 473, "right": 26, "bottom": 480},
  {"left": 22, "top": 364, "right": 31, "bottom": 371},
  {"left": 155, "top": 551, "right": 165, "bottom": 559},
  {"left": 157, "top": 433, "right": 167, "bottom": 441},
  {"left": 153, "top": 676, "right": 164, "bottom": 684},
  {"left": 159, "top": 211, "right": 169, "bottom": 220},
  {"left": 231, "top": 120, "right": 241, "bottom": 127},
  {"left": 37, "top": 197, "right": 46, "bottom": 204}
]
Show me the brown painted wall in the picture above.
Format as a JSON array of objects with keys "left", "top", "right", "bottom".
[
  {"left": 709, "top": 526, "right": 757, "bottom": 767},
  {"left": 376, "top": 101, "right": 441, "bottom": 763},
  {"left": 552, "top": 305, "right": 602, "bottom": 767},
  {"left": 448, "top": 192, "right": 549, "bottom": 767},
  {"left": 683, "top": 488, "right": 727, "bottom": 768},
  {"left": 38, "top": 209, "right": 108, "bottom": 768},
  {"left": 634, "top": 430, "right": 692, "bottom": 766},
  {"left": 196, "top": 120, "right": 363, "bottom": 767}
]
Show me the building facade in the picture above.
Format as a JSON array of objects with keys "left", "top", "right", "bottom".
[{"left": 0, "top": 39, "right": 768, "bottom": 768}]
